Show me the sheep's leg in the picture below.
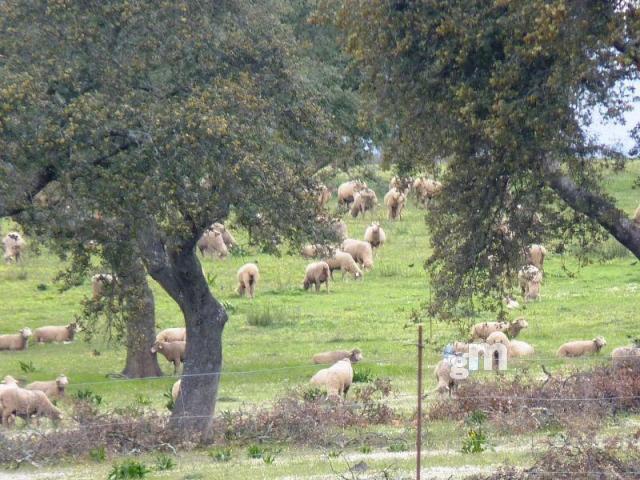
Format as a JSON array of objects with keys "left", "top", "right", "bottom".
[
  {"left": 343, "top": 384, "right": 350, "bottom": 398},
  {"left": 314, "top": 281, "right": 320, "bottom": 293}
]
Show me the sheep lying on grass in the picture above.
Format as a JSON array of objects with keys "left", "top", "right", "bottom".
[
  {"left": 0, "top": 387, "right": 62, "bottom": 426},
  {"left": 384, "top": 188, "right": 406, "bottom": 220},
  {"left": 156, "top": 327, "right": 186, "bottom": 343},
  {"left": 337, "top": 180, "right": 366, "bottom": 206},
  {"left": 612, "top": 346, "right": 640, "bottom": 370},
  {"left": 364, "top": 222, "right": 386, "bottom": 250},
  {"left": 312, "top": 348, "right": 363, "bottom": 365},
  {"left": 557, "top": 337, "right": 607, "bottom": 357},
  {"left": 0, "top": 328, "right": 32, "bottom": 351},
  {"left": 34, "top": 323, "right": 80, "bottom": 343},
  {"left": 310, "top": 359, "right": 354, "bottom": 399},
  {"left": 26, "top": 374, "right": 69, "bottom": 400},
  {"left": 151, "top": 341, "right": 186, "bottom": 374},
  {"left": 197, "top": 227, "right": 228, "bottom": 259},
  {"left": 342, "top": 239, "right": 374, "bottom": 270},
  {"left": 236, "top": 263, "right": 259, "bottom": 299},
  {"left": 518, "top": 265, "right": 543, "bottom": 302},
  {"left": 508, "top": 339, "right": 535, "bottom": 357},
  {"left": 323, "top": 251, "right": 362, "bottom": 280},
  {"left": 303, "top": 261, "right": 331, "bottom": 293},
  {"left": 2, "top": 232, "right": 26, "bottom": 263},
  {"left": 92, "top": 273, "right": 115, "bottom": 300},
  {"left": 470, "top": 318, "right": 529, "bottom": 341}
]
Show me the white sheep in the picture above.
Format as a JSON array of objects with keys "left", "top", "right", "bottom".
[
  {"left": 197, "top": 227, "right": 228, "bottom": 259},
  {"left": 34, "top": 323, "right": 80, "bottom": 343},
  {"left": 155, "top": 327, "right": 186, "bottom": 343},
  {"left": 301, "top": 244, "right": 319, "bottom": 258},
  {"left": 526, "top": 244, "right": 548, "bottom": 271},
  {"left": 0, "top": 387, "right": 63, "bottom": 426},
  {"left": 518, "top": 265, "right": 542, "bottom": 302},
  {"left": 508, "top": 339, "right": 535, "bottom": 357},
  {"left": 413, "top": 178, "right": 442, "bottom": 207},
  {"left": 310, "top": 358, "right": 354, "bottom": 399},
  {"left": 236, "top": 263, "right": 259, "bottom": 299},
  {"left": 92, "top": 273, "right": 115, "bottom": 300},
  {"left": 337, "top": 180, "right": 366, "bottom": 206},
  {"left": 303, "top": 261, "right": 331, "bottom": 293},
  {"left": 383, "top": 188, "right": 406, "bottom": 220},
  {"left": 151, "top": 341, "right": 186, "bottom": 374},
  {"left": 342, "top": 239, "right": 374, "bottom": 270},
  {"left": 557, "top": 337, "right": 607, "bottom": 357},
  {"left": 0, "top": 328, "right": 32, "bottom": 351},
  {"left": 212, "top": 223, "right": 237, "bottom": 249},
  {"left": 611, "top": 346, "right": 640, "bottom": 370},
  {"left": 2, "top": 232, "right": 26, "bottom": 263},
  {"left": 364, "top": 222, "right": 386, "bottom": 250},
  {"left": 469, "top": 321, "right": 508, "bottom": 340},
  {"left": 332, "top": 219, "right": 348, "bottom": 241},
  {"left": 25, "top": 374, "right": 69, "bottom": 400},
  {"left": 350, "top": 189, "right": 378, "bottom": 218},
  {"left": 434, "top": 359, "right": 459, "bottom": 395},
  {"left": 172, "top": 379, "right": 181, "bottom": 402},
  {"left": 323, "top": 251, "right": 362, "bottom": 280},
  {"left": 317, "top": 184, "right": 332, "bottom": 208},
  {"left": 312, "top": 348, "right": 363, "bottom": 365}
]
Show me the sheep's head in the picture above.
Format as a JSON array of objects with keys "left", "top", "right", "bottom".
[
  {"left": 370, "top": 222, "right": 380, "bottom": 233},
  {"left": 512, "top": 318, "right": 528, "bottom": 331},
  {"left": 150, "top": 342, "right": 164, "bottom": 354},
  {"left": 594, "top": 337, "right": 607, "bottom": 350},
  {"left": 56, "top": 375, "right": 69, "bottom": 388},
  {"left": 349, "top": 348, "right": 363, "bottom": 363},
  {"left": 2, "top": 375, "right": 18, "bottom": 385},
  {"left": 20, "top": 327, "right": 32, "bottom": 338},
  {"left": 354, "top": 269, "right": 363, "bottom": 279},
  {"left": 8, "top": 233, "right": 19, "bottom": 241},
  {"left": 67, "top": 322, "right": 81, "bottom": 333}
]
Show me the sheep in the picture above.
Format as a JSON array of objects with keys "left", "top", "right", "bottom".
[
  {"left": 0, "top": 387, "right": 63, "bottom": 426},
  {"left": 317, "top": 184, "right": 332, "bottom": 208},
  {"left": 342, "top": 239, "right": 374, "bottom": 270},
  {"left": 364, "top": 222, "right": 386, "bottom": 250},
  {"left": 2, "top": 376, "right": 18, "bottom": 386},
  {"left": 34, "top": 323, "right": 80, "bottom": 343},
  {"left": 434, "top": 359, "right": 459, "bottom": 395},
  {"left": 2, "top": 231, "right": 26, "bottom": 263},
  {"left": 557, "top": 337, "right": 607, "bottom": 357},
  {"left": 25, "top": 374, "right": 69, "bottom": 400},
  {"left": 611, "top": 346, "right": 640, "bottom": 370},
  {"left": 350, "top": 189, "right": 378, "bottom": 218},
  {"left": 303, "top": 261, "right": 331, "bottom": 293},
  {"left": 634, "top": 205, "right": 640, "bottom": 225},
  {"left": 508, "top": 339, "right": 535, "bottom": 357},
  {"left": 504, "top": 296, "right": 520, "bottom": 310},
  {"left": 212, "top": 223, "right": 237, "bottom": 249},
  {"left": 301, "top": 244, "right": 319, "bottom": 258},
  {"left": 156, "top": 327, "right": 186, "bottom": 343},
  {"left": 197, "top": 228, "right": 228, "bottom": 259},
  {"left": 323, "top": 251, "right": 362, "bottom": 280},
  {"left": 505, "top": 318, "right": 528, "bottom": 339},
  {"left": 332, "top": 219, "right": 348, "bottom": 241},
  {"left": 236, "top": 263, "right": 260, "bottom": 299},
  {"left": 413, "top": 178, "right": 442, "bottom": 207},
  {"left": 151, "top": 341, "right": 186, "bottom": 374},
  {"left": 172, "top": 379, "right": 181, "bottom": 402},
  {"left": 518, "top": 265, "right": 543, "bottom": 302},
  {"left": 337, "top": 180, "right": 366, "bottom": 206},
  {"left": 526, "top": 244, "right": 548, "bottom": 271},
  {"left": 0, "top": 328, "right": 32, "bottom": 351},
  {"left": 92, "top": 273, "right": 115, "bottom": 300},
  {"left": 389, "top": 176, "right": 412, "bottom": 194},
  {"left": 312, "top": 348, "right": 363, "bottom": 365},
  {"left": 310, "top": 358, "right": 354, "bottom": 398},
  {"left": 469, "top": 321, "right": 508, "bottom": 341},
  {"left": 384, "top": 188, "right": 406, "bottom": 220},
  {"left": 486, "top": 331, "right": 511, "bottom": 348}
]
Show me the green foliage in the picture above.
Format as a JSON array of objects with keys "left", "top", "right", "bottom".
[
  {"left": 461, "top": 428, "right": 488, "bottom": 454},
  {"left": 134, "top": 395, "right": 151, "bottom": 407},
  {"left": 74, "top": 389, "right": 103, "bottom": 406},
  {"left": 89, "top": 447, "right": 106, "bottom": 463},
  {"left": 359, "top": 445, "right": 372, "bottom": 454},
  {"left": 247, "top": 445, "right": 264, "bottom": 459},
  {"left": 208, "top": 447, "right": 233, "bottom": 462},
  {"left": 302, "top": 386, "right": 325, "bottom": 402},
  {"left": 352, "top": 368, "right": 374, "bottom": 383},
  {"left": 387, "top": 443, "right": 409, "bottom": 453},
  {"left": 107, "top": 460, "right": 150, "bottom": 480},
  {"left": 246, "top": 305, "right": 289, "bottom": 327},
  {"left": 153, "top": 454, "right": 175, "bottom": 471},
  {"left": 163, "top": 388, "right": 175, "bottom": 412},
  {"left": 18, "top": 360, "right": 36, "bottom": 373}
]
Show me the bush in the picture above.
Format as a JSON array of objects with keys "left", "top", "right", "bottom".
[
  {"left": 352, "top": 368, "right": 375, "bottom": 383},
  {"left": 89, "top": 447, "right": 106, "bottom": 463},
  {"left": 107, "top": 460, "right": 150, "bottom": 479},
  {"left": 246, "top": 305, "right": 290, "bottom": 327},
  {"left": 208, "top": 447, "right": 232, "bottom": 462},
  {"left": 153, "top": 454, "right": 175, "bottom": 471},
  {"left": 18, "top": 360, "right": 36, "bottom": 373}
]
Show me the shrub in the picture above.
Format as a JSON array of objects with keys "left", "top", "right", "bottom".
[
  {"left": 107, "top": 460, "right": 150, "bottom": 479},
  {"left": 18, "top": 360, "right": 36, "bottom": 373},
  {"left": 461, "top": 428, "right": 487, "bottom": 454},
  {"left": 74, "top": 389, "right": 103, "bottom": 406},
  {"left": 208, "top": 447, "right": 232, "bottom": 462},
  {"left": 89, "top": 446, "right": 106, "bottom": 463},
  {"left": 154, "top": 454, "right": 175, "bottom": 471},
  {"left": 359, "top": 445, "right": 372, "bottom": 454},
  {"left": 387, "top": 443, "right": 409, "bottom": 452},
  {"left": 352, "top": 368, "right": 375, "bottom": 383},
  {"left": 247, "top": 445, "right": 263, "bottom": 459},
  {"left": 246, "top": 305, "right": 290, "bottom": 327}
]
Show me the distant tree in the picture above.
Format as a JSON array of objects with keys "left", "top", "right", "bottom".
[
  {"left": 321, "top": 0, "right": 640, "bottom": 317},
  {"left": 0, "top": 0, "right": 350, "bottom": 438}
]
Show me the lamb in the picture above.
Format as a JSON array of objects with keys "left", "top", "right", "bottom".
[
  {"left": 151, "top": 340, "right": 186, "bottom": 374},
  {"left": 508, "top": 339, "right": 535, "bottom": 357},
  {"left": 312, "top": 348, "right": 363, "bottom": 365},
  {"left": 0, "top": 387, "right": 63, "bottom": 426},
  {"left": 342, "top": 239, "right": 374, "bottom": 270},
  {"left": 518, "top": 265, "right": 543, "bottom": 302},
  {"left": 236, "top": 263, "right": 259, "bottom": 299},
  {"left": 611, "top": 346, "right": 640, "bottom": 370},
  {"left": 172, "top": 379, "right": 181, "bottom": 402},
  {"left": 323, "top": 251, "right": 362, "bottom": 280},
  {"left": 557, "top": 337, "right": 607, "bottom": 357},
  {"left": 197, "top": 228, "right": 228, "bottom": 259},
  {"left": 25, "top": 374, "right": 69, "bottom": 400},
  {"left": 156, "top": 327, "right": 186, "bottom": 343},
  {"left": 526, "top": 244, "right": 548, "bottom": 271},
  {"left": 310, "top": 358, "right": 354, "bottom": 398},
  {"left": 92, "top": 273, "right": 115, "bottom": 300},
  {"left": 384, "top": 188, "right": 406, "bottom": 220},
  {"left": 2, "top": 231, "right": 26, "bottom": 263},
  {"left": 434, "top": 359, "right": 459, "bottom": 395},
  {"left": 317, "top": 184, "right": 332, "bottom": 208},
  {"left": 34, "top": 323, "right": 80, "bottom": 343},
  {"left": 212, "top": 223, "right": 237, "bottom": 249},
  {"left": 350, "top": 189, "right": 378, "bottom": 218},
  {"left": 0, "top": 328, "right": 32, "bottom": 351},
  {"left": 364, "top": 222, "right": 386, "bottom": 250},
  {"left": 337, "top": 180, "right": 366, "bottom": 206},
  {"left": 303, "top": 261, "right": 331, "bottom": 293}
]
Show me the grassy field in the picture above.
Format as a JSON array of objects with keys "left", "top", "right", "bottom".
[{"left": 1, "top": 162, "right": 639, "bottom": 479}]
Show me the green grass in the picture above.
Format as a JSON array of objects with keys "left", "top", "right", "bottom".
[{"left": 1, "top": 162, "right": 639, "bottom": 478}]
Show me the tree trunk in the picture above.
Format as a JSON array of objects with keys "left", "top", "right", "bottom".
[{"left": 118, "top": 258, "right": 163, "bottom": 378}]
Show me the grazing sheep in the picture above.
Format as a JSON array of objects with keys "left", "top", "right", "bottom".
[
  {"left": 350, "top": 189, "right": 378, "bottom": 218},
  {"left": 303, "top": 261, "right": 331, "bottom": 293},
  {"left": 332, "top": 220, "right": 348, "bottom": 241},
  {"left": 470, "top": 321, "right": 508, "bottom": 341},
  {"left": 310, "top": 359, "right": 354, "bottom": 399},
  {"left": 212, "top": 223, "right": 237, "bottom": 249},
  {"left": 612, "top": 346, "right": 640, "bottom": 370},
  {"left": 0, "top": 328, "right": 32, "bottom": 351},
  {"left": 25, "top": 374, "right": 69, "bottom": 400},
  {"left": 323, "top": 251, "right": 363, "bottom": 280},
  {"left": 197, "top": 228, "right": 228, "bottom": 259},
  {"left": 413, "top": 178, "right": 442, "bottom": 207},
  {"left": 434, "top": 359, "right": 459, "bottom": 395},
  {"left": 156, "top": 327, "right": 186, "bottom": 343},
  {"left": 317, "top": 184, "right": 332, "bottom": 208},
  {"left": 2, "top": 232, "right": 26, "bottom": 263},
  {"left": 301, "top": 244, "right": 320, "bottom": 258},
  {"left": 151, "top": 341, "right": 186, "bottom": 374},
  {"left": 364, "top": 222, "right": 386, "bottom": 250},
  {"left": 0, "top": 387, "right": 62, "bottom": 426},
  {"left": 634, "top": 205, "right": 640, "bottom": 225},
  {"left": 312, "top": 348, "right": 363, "bottom": 365},
  {"left": 92, "top": 273, "right": 115, "bottom": 300},
  {"left": 236, "top": 263, "right": 260, "bottom": 299},
  {"left": 337, "top": 180, "right": 366, "bottom": 206},
  {"left": 508, "top": 339, "right": 535, "bottom": 357},
  {"left": 557, "top": 337, "right": 607, "bottom": 357},
  {"left": 389, "top": 176, "right": 412, "bottom": 194},
  {"left": 518, "top": 265, "right": 543, "bottom": 302},
  {"left": 34, "top": 323, "right": 80, "bottom": 343},
  {"left": 384, "top": 188, "right": 406, "bottom": 220},
  {"left": 526, "top": 244, "right": 548, "bottom": 271},
  {"left": 172, "top": 379, "right": 181, "bottom": 402},
  {"left": 342, "top": 239, "right": 374, "bottom": 270}
]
